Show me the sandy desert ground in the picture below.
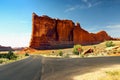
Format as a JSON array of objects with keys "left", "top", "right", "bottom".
[{"left": 73, "top": 64, "right": 120, "bottom": 80}]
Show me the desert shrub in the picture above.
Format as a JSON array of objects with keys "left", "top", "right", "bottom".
[
  {"left": 58, "top": 50, "right": 63, "bottom": 56},
  {"left": 105, "top": 71, "right": 120, "bottom": 76},
  {"left": 73, "top": 45, "right": 83, "bottom": 55},
  {"left": 25, "top": 53, "right": 29, "bottom": 56},
  {"left": 0, "top": 54, "right": 6, "bottom": 58},
  {"left": 106, "top": 41, "right": 115, "bottom": 47},
  {"left": 0, "top": 54, "right": 9, "bottom": 58},
  {"left": 7, "top": 51, "right": 17, "bottom": 60}
]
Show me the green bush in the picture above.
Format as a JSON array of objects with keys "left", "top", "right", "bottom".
[
  {"left": 7, "top": 51, "right": 17, "bottom": 60},
  {"left": 0, "top": 54, "right": 6, "bottom": 58},
  {"left": 58, "top": 50, "right": 63, "bottom": 56},
  {"left": 106, "top": 41, "right": 115, "bottom": 47},
  {"left": 73, "top": 45, "right": 83, "bottom": 55},
  {"left": 0, "top": 51, "right": 17, "bottom": 60},
  {"left": 25, "top": 53, "right": 29, "bottom": 56}
]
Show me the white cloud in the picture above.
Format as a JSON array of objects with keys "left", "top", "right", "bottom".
[
  {"left": 106, "top": 24, "right": 120, "bottom": 29},
  {"left": 65, "top": 7, "right": 75, "bottom": 12},
  {"left": 65, "top": 5, "right": 80, "bottom": 12},
  {"left": 82, "top": 0, "right": 101, "bottom": 8},
  {"left": 65, "top": 0, "right": 101, "bottom": 12},
  {"left": 82, "top": 0, "right": 92, "bottom": 8}
]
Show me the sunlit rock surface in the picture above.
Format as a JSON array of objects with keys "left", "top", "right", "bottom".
[{"left": 30, "top": 13, "right": 112, "bottom": 49}]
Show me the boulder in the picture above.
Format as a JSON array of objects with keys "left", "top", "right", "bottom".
[{"left": 83, "top": 48, "right": 94, "bottom": 55}]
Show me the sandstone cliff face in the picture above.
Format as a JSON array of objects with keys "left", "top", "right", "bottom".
[
  {"left": 73, "top": 23, "right": 96, "bottom": 45},
  {"left": 30, "top": 13, "right": 112, "bottom": 49},
  {"left": 30, "top": 13, "right": 74, "bottom": 49},
  {"left": 95, "top": 31, "right": 111, "bottom": 42},
  {"left": 56, "top": 19, "right": 74, "bottom": 41},
  {"left": 73, "top": 23, "right": 112, "bottom": 45}
]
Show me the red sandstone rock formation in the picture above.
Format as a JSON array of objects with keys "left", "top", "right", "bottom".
[
  {"left": 73, "top": 23, "right": 96, "bottom": 45},
  {"left": 73, "top": 23, "right": 112, "bottom": 45},
  {"left": 30, "top": 13, "right": 74, "bottom": 49},
  {"left": 30, "top": 13, "right": 112, "bottom": 49},
  {"left": 56, "top": 19, "right": 74, "bottom": 41}
]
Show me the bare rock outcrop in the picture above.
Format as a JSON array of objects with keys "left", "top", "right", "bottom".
[
  {"left": 73, "top": 23, "right": 112, "bottom": 45},
  {"left": 73, "top": 23, "right": 96, "bottom": 45},
  {"left": 30, "top": 13, "right": 74, "bottom": 49},
  {"left": 30, "top": 13, "right": 113, "bottom": 49}
]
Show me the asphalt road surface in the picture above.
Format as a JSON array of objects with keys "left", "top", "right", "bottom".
[
  {"left": 0, "top": 56, "right": 42, "bottom": 80},
  {"left": 0, "top": 56, "right": 120, "bottom": 80},
  {"left": 41, "top": 56, "right": 120, "bottom": 80}
]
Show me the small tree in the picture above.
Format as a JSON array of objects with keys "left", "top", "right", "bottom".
[
  {"left": 7, "top": 51, "right": 17, "bottom": 60},
  {"left": 73, "top": 45, "right": 83, "bottom": 55},
  {"left": 106, "top": 41, "right": 115, "bottom": 47}
]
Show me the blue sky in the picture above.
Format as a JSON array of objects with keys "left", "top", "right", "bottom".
[{"left": 0, "top": 0, "right": 120, "bottom": 47}]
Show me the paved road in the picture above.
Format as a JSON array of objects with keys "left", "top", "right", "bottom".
[
  {"left": 0, "top": 56, "right": 120, "bottom": 80},
  {"left": 0, "top": 55, "right": 42, "bottom": 80},
  {"left": 41, "top": 56, "right": 120, "bottom": 80}
]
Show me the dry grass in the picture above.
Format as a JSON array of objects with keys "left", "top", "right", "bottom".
[{"left": 100, "top": 70, "right": 120, "bottom": 80}]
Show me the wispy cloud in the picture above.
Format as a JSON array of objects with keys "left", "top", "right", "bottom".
[
  {"left": 82, "top": 0, "right": 101, "bottom": 8},
  {"left": 65, "top": 0, "right": 101, "bottom": 12},
  {"left": 105, "top": 24, "right": 120, "bottom": 38},
  {"left": 106, "top": 24, "right": 120, "bottom": 29},
  {"left": 65, "top": 5, "right": 80, "bottom": 12},
  {"left": 82, "top": 0, "right": 91, "bottom": 8}
]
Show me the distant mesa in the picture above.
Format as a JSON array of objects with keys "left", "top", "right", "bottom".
[
  {"left": 29, "top": 13, "right": 113, "bottom": 50},
  {"left": 0, "top": 45, "right": 13, "bottom": 51},
  {"left": 13, "top": 47, "right": 25, "bottom": 51}
]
